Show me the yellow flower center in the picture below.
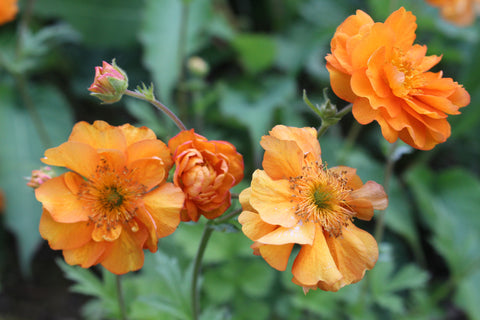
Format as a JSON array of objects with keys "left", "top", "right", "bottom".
[
  {"left": 78, "top": 161, "right": 146, "bottom": 241},
  {"left": 390, "top": 47, "right": 424, "bottom": 96},
  {"left": 290, "top": 161, "right": 354, "bottom": 237}
]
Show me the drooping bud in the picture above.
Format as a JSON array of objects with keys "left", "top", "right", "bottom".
[
  {"left": 26, "top": 166, "right": 54, "bottom": 189},
  {"left": 88, "top": 59, "right": 128, "bottom": 104}
]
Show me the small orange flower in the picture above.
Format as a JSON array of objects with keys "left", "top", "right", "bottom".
[
  {"left": 238, "top": 125, "right": 388, "bottom": 292},
  {"left": 35, "top": 121, "right": 184, "bottom": 274},
  {"left": 426, "top": 0, "right": 480, "bottom": 26},
  {"left": 326, "top": 7, "right": 470, "bottom": 150},
  {"left": 168, "top": 129, "right": 244, "bottom": 222},
  {"left": 0, "top": 0, "right": 18, "bottom": 25}
]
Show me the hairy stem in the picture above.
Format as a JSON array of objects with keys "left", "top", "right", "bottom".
[{"left": 125, "top": 89, "right": 187, "bottom": 131}]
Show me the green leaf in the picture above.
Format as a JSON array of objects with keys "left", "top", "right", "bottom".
[
  {"left": 232, "top": 33, "right": 277, "bottom": 75},
  {"left": 56, "top": 260, "right": 104, "bottom": 298},
  {"left": 406, "top": 166, "right": 480, "bottom": 278},
  {"left": 0, "top": 82, "right": 73, "bottom": 275},
  {"left": 139, "top": 0, "right": 213, "bottom": 105},
  {"left": 34, "top": 0, "right": 142, "bottom": 48},
  {"left": 455, "top": 269, "right": 480, "bottom": 320},
  {"left": 219, "top": 76, "right": 296, "bottom": 164}
]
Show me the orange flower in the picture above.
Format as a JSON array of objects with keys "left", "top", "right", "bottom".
[
  {"left": 238, "top": 125, "right": 388, "bottom": 292},
  {"left": 35, "top": 121, "right": 184, "bottom": 274},
  {"left": 426, "top": 0, "right": 480, "bottom": 26},
  {"left": 326, "top": 7, "right": 470, "bottom": 150},
  {"left": 168, "top": 129, "right": 244, "bottom": 222},
  {"left": 0, "top": 0, "right": 18, "bottom": 25}
]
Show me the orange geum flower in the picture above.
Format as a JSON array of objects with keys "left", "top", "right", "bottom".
[
  {"left": 238, "top": 125, "right": 388, "bottom": 292},
  {"left": 0, "top": 0, "right": 18, "bottom": 25},
  {"left": 326, "top": 7, "right": 470, "bottom": 150},
  {"left": 168, "top": 129, "right": 244, "bottom": 222},
  {"left": 426, "top": 0, "right": 480, "bottom": 26},
  {"left": 35, "top": 121, "right": 184, "bottom": 274}
]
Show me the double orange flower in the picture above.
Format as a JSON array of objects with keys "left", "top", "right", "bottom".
[
  {"left": 239, "top": 125, "right": 387, "bottom": 292},
  {"left": 326, "top": 7, "right": 470, "bottom": 150},
  {"left": 35, "top": 121, "right": 244, "bottom": 274}
]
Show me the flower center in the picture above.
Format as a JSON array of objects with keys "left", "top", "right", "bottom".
[
  {"left": 78, "top": 161, "right": 146, "bottom": 241},
  {"left": 290, "top": 160, "right": 354, "bottom": 237},
  {"left": 390, "top": 47, "right": 424, "bottom": 96}
]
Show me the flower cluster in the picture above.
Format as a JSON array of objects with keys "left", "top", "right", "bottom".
[
  {"left": 326, "top": 7, "right": 470, "bottom": 150},
  {"left": 35, "top": 121, "right": 243, "bottom": 274},
  {"left": 238, "top": 125, "right": 387, "bottom": 292},
  {"left": 426, "top": 0, "right": 480, "bottom": 26}
]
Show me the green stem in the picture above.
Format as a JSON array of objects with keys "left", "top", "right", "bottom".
[
  {"left": 116, "top": 274, "right": 128, "bottom": 320},
  {"left": 317, "top": 103, "right": 353, "bottom": 138},
  {"left": 214, "top": 208, "right": 242, "bottom": 225},
  {"left": 125, "top": 89, "right": 187, "bottom": 131},
  {"left": 191, "top": 223, "right": 214, "bottom": 320},
  {"left": 374, "top": 141, "right": 398, "bottom": 243}
]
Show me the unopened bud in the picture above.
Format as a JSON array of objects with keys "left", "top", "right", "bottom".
[
  {"left": 187, "top": 56, "right": 209, "bottom": 78},
  {"left": 88, "top": 59, "right": 128, "bottom": 104}
]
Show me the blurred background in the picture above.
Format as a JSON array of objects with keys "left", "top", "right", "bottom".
[{"left": 1, "top": 0, "right": 480, "bottom": 319}]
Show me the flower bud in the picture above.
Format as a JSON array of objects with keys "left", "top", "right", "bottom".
[
  {"left": 26, "top": 166, "right": 54, "bottom": 189},
  {"left": 187, "top": 56, "right": 209, "bottom": 78},
  {"left": 88, "top": 60, "right": 128, "bottom": 104}
]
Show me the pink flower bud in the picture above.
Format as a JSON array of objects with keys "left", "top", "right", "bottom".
[
  {"left": 88, "top": 60, "right": 128, "bottom": 104},
  {"left": 26, "top": 166, "right": 54, "bottom": 189}
]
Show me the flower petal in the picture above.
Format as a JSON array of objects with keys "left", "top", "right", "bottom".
[
  {"left": 143, "top": 183, "right": 184, "bottom": 238},
  {"left": 63, "top": 240, "right": 108, "bottom": 269},
  {"left": 35, "top": 173, "right": 90, "bottom": 223},
  {"left": 119, "top": 123, "right": 157, "bottom": 146},
  {"left": 268, "top": 125, "right": 321, "bottom": 157},
  {"left": 292, "top": 226, "right": 342, "bottom": 287},
  {"left": 69, "top": 120, "right": 127, "bottom": 151},
  {"left": 239, "top": 210, "right": 278, "bottom": 240},
  {"left": 350, "top": 180, "right": 388, "bottom": 211},
  {"left": 260, "top": 136, "right": 303, "bottom": 180},
  {"left": 42, "top": 141, "right": 99, "bottom": 178},
  {"left": 257, "top": 220, "right": 315, "bottom": 245},
  {"left": 100, "top": 227, "right": 148, "bottom": 274},
  {"left": 39, "top": 209, "right": 94, "bottom": 250},
  {"left": 127, "top": 139, "right": 173, "bottom": 171},
  {"left": 259, "top": 243, "right": 294, "bottom": 271},
  {"left": 127, "top": 158, "right": 166, "bottom": 191},
  {"left": 250, "top": 170, "right": 298, "bottom": 228},
  {"left": 325, "top": 223, "right": 378, "bottom": 287}
]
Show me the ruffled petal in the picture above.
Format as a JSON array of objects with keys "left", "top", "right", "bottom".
[
  {"left": 39, "top": 209, "right": 93, "bottom": 250},
  {"left": 292, "top": 226, "right": 342, "bottom": 287},
  {"left": 238, "top": 210, "right": 277, "bottom": 240},
  {"left": 325, "top": 223, "right": 378, "bottom": 287},
  {"left": 42, "top": 141, "right": 99, "bottom": 178},
  {"left": 100, "top": 227, "right": 148, "bottom": 274},
  {"left": 257, "top": 220, "right": 315, "bottom": 245},
  {"left": 35, "top": 173, "right": 90, "bottom": 223},
  {"left": 68, "top": 120, "right": 127, "bottom": 151},
  {"left": 63, "top": 240, "right": 108, "bottom": 269},
  {"left": 260, "top": 136, "right": 303, "bottom": 180},
  {"left": 127, "top": 139, "right": 173, "bottom": 171},
  {"left": 349, "top": 180, "right": 388, "bottom": 211},
  {"left": 268, "top": 125, "right": 321, "bottom": 157},
  {"left": 258, "top": 243, "right": 294, "bottom": 271},
  {"left": 119, "top": 123, "right": 157, "bottom": 146},
  {"left": 142, "top": 183, "right": 184, "bottom": 238}
]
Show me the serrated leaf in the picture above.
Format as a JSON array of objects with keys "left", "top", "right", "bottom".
[{"left": 56, "top": 260, "right": 104, "bottom": 297}]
